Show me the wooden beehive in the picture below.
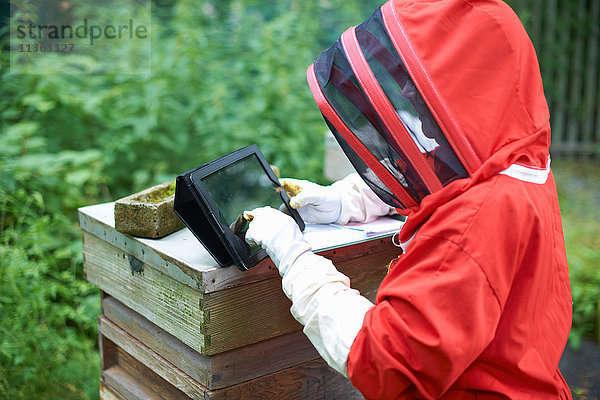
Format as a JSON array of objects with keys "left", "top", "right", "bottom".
[{"left": 79, "top": 202, "right": 402, "bottom": 399}]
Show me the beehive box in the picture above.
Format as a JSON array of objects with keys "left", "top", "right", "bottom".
[{"left": 79, "top": 202, "right": 402, "bottom": 399}]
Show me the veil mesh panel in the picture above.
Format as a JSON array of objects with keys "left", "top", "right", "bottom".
[
  {"left": 314, "top": 38, "right": 428, "bottom": 207},
  {"left": 355, "top": 9, "right": 467, "bottom": 185},
  {"left": 312, "top": 7, "right": 469, "bottom": 209}
]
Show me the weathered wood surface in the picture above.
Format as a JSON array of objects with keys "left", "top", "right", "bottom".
[
  {"left": 102, "top": 295, "right": 320, "bottom": 390},
  {"left": 100, "top": 328, "right": 185, "bottom": 399},
  {"left": 100, "top": 317, "right": 207, "bottom": 399},
  {"left": 85, "top": 232, "right": 207, "bottom": 353},
  {"left": 204, "top": 358, "right": 363, "bottom": 400},
  {"left": 103, "top": 350, "right": 190, "bottom": 399},
  {"left": 79, "top": 202, "right": 401, "bottom": 293},
  {"left": 202, "top": 245, "right": 393, "bottom": 354},
  {"left": 85, "top": 229, "right": 396, "bottom": 354},
  {"left": 99, "top": 382, "right": 125, "bottom": 400},
  {"left": 99, "top": 325, "right": 364, "bottom": 400},
  {"left": 513, "top": 0, "right": 600, "bottom": 158},
  {"left": 81, "top": 201, "right": 400, "bottom": 354},
  {"left": 80, "top": 202, "right": 214, "bottom": 291}
]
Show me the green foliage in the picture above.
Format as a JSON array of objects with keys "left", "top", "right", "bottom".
[
  {"left": 1, "top": 1, "right": 597, "bottom": 398},
  {"left": 0, "top": 0, "right": 381, "bottom": 397},
  {"left": 0, "top": 224, "right": 100, "bottom": 399},
  {"left": 553, "top": 160, "right": 600, "bottom": 349},
  {"left": 0, "top": 122, "right": 103, "bottom": 398}
]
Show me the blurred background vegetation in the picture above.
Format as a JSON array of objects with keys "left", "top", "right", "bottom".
[{"left": 0, "top": 0, "right": 598, "bottom": 399}]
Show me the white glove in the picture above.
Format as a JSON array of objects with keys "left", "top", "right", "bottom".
[
  {"left": 280, "top": 178, "right": 342, "bottom": 224},
  {"left": 283, "top": 251, "right": 374, "bottom": 377},
  {"left": 282, "top": 173, "right": 397, "bottom": 225},
  {"left": 244, "top": 206, "right": 311, "bottom": 276},
  {"left": 245, "top": 205, "right": 374, "bottom": 377}
]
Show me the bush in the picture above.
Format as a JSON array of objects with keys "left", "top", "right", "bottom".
[
  {"left": 553, "top": 159, "right": 600, "bottom": 349},
  {"left": 0, "top": 0, "right": 381, "bottom": 397},
  {"left": 0, "top": 122, "right": 103, "bottom": 399},
  {"left": 1, "top": 1, "right": 597, "bottom": 398}
]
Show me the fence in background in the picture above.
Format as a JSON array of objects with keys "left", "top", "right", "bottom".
[{"left": 510, "top": 0, "right": 600, "bottom": 158}]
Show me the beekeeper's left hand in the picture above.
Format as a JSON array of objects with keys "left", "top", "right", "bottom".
[{"left": 244, "top": 206, "right": 311, "bottom": 276}]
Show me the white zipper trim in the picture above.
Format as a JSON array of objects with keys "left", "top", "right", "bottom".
[
  {"left": 394, "top": 159, "right": 550, "bottom": 253},
  {"left": 397, "top": 228, "right": 417, "bottom": 253},
  {"left": 498, "top": 157, "right": 551, "bottom": 184}
]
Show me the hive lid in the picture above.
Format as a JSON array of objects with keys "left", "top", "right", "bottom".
[{"left": 79, "top": 202, "right": 402, "bottom": 293}]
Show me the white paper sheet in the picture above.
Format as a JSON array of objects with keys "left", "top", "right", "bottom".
[{"left": 304, "top": 216, "right": 404, "bottom": 251}]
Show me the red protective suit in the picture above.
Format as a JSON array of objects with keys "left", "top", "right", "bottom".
[
  {"left": 307, "top": 0, "right": 573, "bottom": 398},
  {"left": 347, "top": 171, "right": 573, "bottom": 399}
]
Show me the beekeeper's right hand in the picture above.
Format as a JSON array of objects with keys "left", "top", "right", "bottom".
[
  {"left": 281, "top": 178, "right": 342, "bottom": 224},
  {"left": 281, "top": 173, "right": 397, "bottom": 225}
]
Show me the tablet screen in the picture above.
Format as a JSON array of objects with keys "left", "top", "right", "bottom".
[{"left": 200, "top": 153, "right": 285, "bottom": 255}]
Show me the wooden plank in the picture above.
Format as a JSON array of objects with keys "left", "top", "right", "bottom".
[
  {"left": 100, "top": 302, "right": 210, "bottom": 386},
  {"left": 103, "top": 353, "right": 189, "bottom": 400},
  {"left": 590, "top": 0, "right": 600, "bottom": 153},
  {"left": 202, "top": 247, "right": 396, "bottom": 354},
  {"left": 85, "top": 230, "right": 395, "bottom": 355},
  {"left": 79, "top": 203, "right": 211, "bottom": 290},
  {"left": 102, "top": 296, "right": 319, "bottom": 390},
  {"left": 103, "top": 366, "right": 170, "bottom": 400},
  {"left": 549, "top": 141, "right": 598, "bottom": 157},
  {"left": 205, "top": 358, "right": 364, "bottom": 400},
  {"left": 541, "top": 0, "right": 557, "bottom": 96},
  {"left": 99, "top": 381, "right": 125, "bottom": 400},
  {"left": 565, "top": 0, "right": 586, "bottom": 145},
  {"left": 208, "top": 331, "right": 318, "bottom": 390},
  {"left": 581, "top": 0, "right": 599, "bottom": 147},
  {"left": 115, "top": 348, "right": 190, "bottom": 399},
  {"left": 79, "top": 202, "right": 399, "bottom": 293},
  {"left": 530, "top": 0, "right": 543, "bottom": 51},
  {"left": 550, "top": 1, "right": 572, "bottom": 151},
  {"left": 99, "top": 321, "right": 118, "bottom": 372},
  {"left": 100, "top": 321, "right": 364, "bottom": 400},
  {"left": 84, "top": 232, "right": 207, "bottom": 353},
  {"left": 100, "top": 320, "right": 205, "bottom": 400}
]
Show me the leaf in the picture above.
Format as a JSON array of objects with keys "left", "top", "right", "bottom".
[{"left": 21, "top": 94, "right": 56, "bottom": 113}]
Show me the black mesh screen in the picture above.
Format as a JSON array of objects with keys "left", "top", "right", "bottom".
[
  {"left": 314, "top": 37, "right": 429, "bottom": 208},
  {"left": 355, "top": 9, "right": 468, "bottom": 185},
  {"left": 324, "top": 118, "right": 405, "bottom": 208}
]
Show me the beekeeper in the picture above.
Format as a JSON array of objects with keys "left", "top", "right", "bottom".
[{"left": 245, "top": 0, "right": 573, "bottom": 398}]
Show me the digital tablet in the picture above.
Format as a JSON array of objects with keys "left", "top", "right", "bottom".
[{"left": 174, "top": 145, "right": 305, "bottom": 271}]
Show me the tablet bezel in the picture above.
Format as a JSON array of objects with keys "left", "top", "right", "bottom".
[{"left": 187, "top": 145, "right": 304, "bottom": 270}]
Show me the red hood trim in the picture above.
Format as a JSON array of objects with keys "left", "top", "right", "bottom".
[
  {"left": 307, "top": 64, "right": 418, "bottom": 208},
  {"left": 399, "top": 124, "right": 550, "bottom": 241},
  {"left": 307, "top": 0, "right": 551, "bottom": 233},
  {"left": 381, "top": 0, "right": 482, "bottom": 175},
  {"left": 341, "top": 26, "right": 443, "bottom": 194}
]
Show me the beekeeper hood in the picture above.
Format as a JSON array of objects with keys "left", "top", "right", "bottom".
[{"left": 307, "top": 0, "right": 550, "bottom": 236}]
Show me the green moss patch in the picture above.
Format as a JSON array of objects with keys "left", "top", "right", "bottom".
[{"left": 135, "top": 181, "right": 176, "bottom": 203}]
